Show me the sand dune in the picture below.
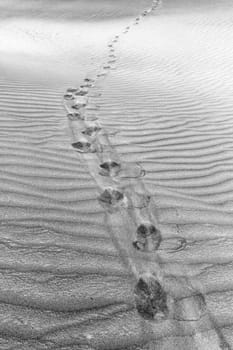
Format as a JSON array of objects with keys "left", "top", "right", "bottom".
[{"left": 0, "top": 0, "right": 233, "bottom": 348}]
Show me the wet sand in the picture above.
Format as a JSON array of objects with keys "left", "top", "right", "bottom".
[{"left": 0, "top": 0, "right": 233, "bottom": 349}]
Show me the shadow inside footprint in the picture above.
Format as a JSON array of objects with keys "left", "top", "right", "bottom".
[
  {"left": 133, "top": 224, "right": 162, "bottom": 252},
  {"left": 134, "top": 274, "right": 168, "bottom": 320},
  {"left": 67, "top": 112, "right": 84, "bottom": 121},
  {"left": 98, "top": 188, "right": 125, "bottom": 209},
  {"left": 64, "top": 92, "right": 74, "bottom": 100},
  {"left": 97, "top": 72, "right": 107, "bottom": 77},
  {"left": 75, "top": 89, "right": 88, "bottom": 96},
  {"left": 72, "top": 97, "right": 88, "bottom": 109},
  {"left": 82, "top": 126, "right": 101, "bottom": 136},
  {"left": 84, "top": 78, "right": 94, "bottom": 83},
  {"left": 66, "top": 87, "right": 78, "bottom": 93},
  {"left": 71, "top": 141, "right": 96, "bottom": 153},
  {"left": 99, "top": 161, "right": 145, "bottom": 179},
  {"left": 99, "top": 161, "right": 121, "bottom": 176}
]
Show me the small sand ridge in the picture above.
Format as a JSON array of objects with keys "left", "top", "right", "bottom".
[{"left": 63, "top": 0, "right": 230, "bottom": 349}]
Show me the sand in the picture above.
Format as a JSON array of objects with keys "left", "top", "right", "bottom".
[{"left": 0, "top": 0, "right": 233, "bottom": 349}]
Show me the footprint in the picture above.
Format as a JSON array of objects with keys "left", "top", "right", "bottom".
[
  {"left": 99, "top": 161, "right": 121, "bottom": 176},
  {"left": 64, "top": 92, "right": 74, "bottom": 100},
  {"left": 99, "top": 161, "right": 145, "bottom": 179},
  {"left": 99, "top": 127, "right": 119, "bottom": 137},
  {"left": 85, "top": 115, "right": 98, "bottom": 122},
  {"left": 72, "top": 97, "right": 88, "bottom": 109},
  {"left": 162, "top": 275, "right": 207, "bottom": 322},
  {"left": 97, "top": 72, "right": 107, "bottom": 77},
  {"left": 134, "top": 17, "right": 140, "bottom": 25},
  {"left": 134, "top": 273, "right": 169, "bottom": 320},
  {"left": 133, "top": 223, "right": 162, "bottom": 252},
  {"left": 125, "top": 190, "right": 151, "bottom": 209},
  {"left": 71, "top": 141, "right": 96, "bottom": 153},
  {"left": 108, "top": 59, "right": 117, "bottom": 64},
  {"left": 67, "top": 112, "right": 85, "bottom": 121},
  {"left": 84, "top": 78, "right": 95, "bottom": 83},
  {"left": 159, "top": 237, "right": 187, "bottom": 253},
  {"left": 82, "top": 126, "right": 101, "bottom": 137},
  {"left": 81, "top": 82, "right": 93, "bottom": 88},
  {"left": 89, "top": 92, "right": 102, "bottom": 98},
  {"left": 66, "top": 87, "right": 78, "bottom": 93},
  {"left": 75, "top": 88, "right": 89, "bottom": 96},
  {"left": 172, "top": 293, "right": 207, "bottom": 321},
  {"left": 117, "top": 163, "right": 145, "bottom": 179},
  {"left": 98, "top": 188, "right": 126, "bottom": 209}
]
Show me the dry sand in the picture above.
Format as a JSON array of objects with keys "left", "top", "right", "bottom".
[{"left": 0, "top": 0, "right": 233, "bottom": 349}]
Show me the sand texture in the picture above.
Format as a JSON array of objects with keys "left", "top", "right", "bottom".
[{"left": 0, "top": 0, "right": 233, "bottom": 349}]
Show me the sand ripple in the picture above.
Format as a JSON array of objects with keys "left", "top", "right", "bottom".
[{"left": 1, "top": 0, "right": 233, "bottom": 349}]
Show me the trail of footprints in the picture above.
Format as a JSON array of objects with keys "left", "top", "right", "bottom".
[{"left": 63, "top": 0, "right": 229, "bottom": 347}]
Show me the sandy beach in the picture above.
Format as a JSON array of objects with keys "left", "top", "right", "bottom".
[{"left": 0, "top": 0, "right": 233, "bottom": 349}]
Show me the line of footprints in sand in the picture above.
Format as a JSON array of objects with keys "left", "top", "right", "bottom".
[{"left": 62, "top": 0, "right": 216, "bottom": 332}]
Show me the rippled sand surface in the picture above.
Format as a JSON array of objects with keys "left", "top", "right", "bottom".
[{"left": 1, "top": 0, "right": 233, "bottom": 349}]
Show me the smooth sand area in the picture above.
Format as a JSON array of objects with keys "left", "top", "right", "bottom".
[{"left": 0, "top": 0, "right": 233, "bottom": 349}]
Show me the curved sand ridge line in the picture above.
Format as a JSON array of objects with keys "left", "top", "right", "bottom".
[
  {"left": 0, "top": 67, "right": 144, "bottom": 349},
  {"left": 63, "top": 0, "right": 232, "bottom": 349}
]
